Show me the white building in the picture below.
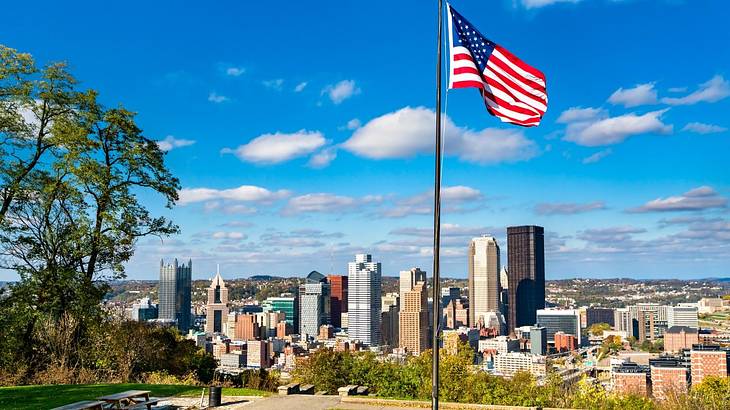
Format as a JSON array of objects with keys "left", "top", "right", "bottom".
[
  {"left": 468, "top": 236, "right": 501, "bottom": 327},
  {"left": 493, "top": 353, "right": 547, "bottom": 378},
  {"left": 399, "top": 268, "right": 426, "bottom": 298},
  {"left": 478, "top": 336, "right": 520, "bottom": 354},
  {"left": 348, "top": 254, "right": 382, "bottom": 346},
  {"left": 668, "top": 306, "right": 699, "bottom": 329}
]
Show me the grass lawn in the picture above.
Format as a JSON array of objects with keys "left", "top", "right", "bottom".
[{"left": 0, "top": 383, "right": 270, "bottom": 410}]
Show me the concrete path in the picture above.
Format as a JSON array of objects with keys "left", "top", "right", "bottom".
[{"left": 244, "top": 395, "right": 342, "bottom": 409}]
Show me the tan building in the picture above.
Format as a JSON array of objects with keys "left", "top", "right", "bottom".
[
  {"left": 664, "top": 326, "right": 699, "bottom": 353},
  {"left": 690, "top": 346, "right": 729, "bottom": 385},
  {"left": 650, "top": 362, "right": 688, "bottom": 401},
  {"left": 247, "top": 340, "right": 270, "bottom": 368},
  {"left": 638, "top": 310, "right": 655, "bottom": 343},
  {"left": 468, "top": 236, "right": 501, "bottom": 327},
  {"left": 399, "top": 282, "right": 429, "bottom": 355},
  {"left": 235, "top": 314, "right": 260, "bottom": 341},
  {"left": 318, "top": 324, "right": 334, "bottom": 340},
  {"left": 276, "top": 320, "right": 288, "bottom": 338},
  {"left": 442, "top": 330, "right": 466, "bottom": 356},
  {"left": 612, "top": 364, "right": 650, "bottom": 397},
  {"left": 444, "top": 298, "right": 469, "bottom": 329},
  {"left": 205, "top": 267, "right": 229, "bottom": 334}
]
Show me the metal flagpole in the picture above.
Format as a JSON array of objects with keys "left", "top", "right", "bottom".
[{"left": 431, "top": 0, "right": 444, "bottom": 409}]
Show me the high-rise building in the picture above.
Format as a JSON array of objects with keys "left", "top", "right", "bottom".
[
  {"left": 400, "top": 268, "right": 426, "bottom": 297},
  {"left": 131, "top": 297, "right": 158, "bottom": 322},
  {"left": 205, "top": 266, "right": 229, "bottom": 334},
  {"left": 298, "top": 271, "right": 331, "bottom": 338},
  {"left": 348, "top": 254, "right": 382, "bottom": 346},
  {"left": 468, "top": 236, "right": 501, "bottom": 328},
  {"left": 399, "top": 282, "right": 429, "bottom": 355},
  {"left": 158, "top": 258, "right": 192, "bottom": 332},
  {"left": 638, "top": 310, "right": 655, "bottom": 343},
  {"left": 235, "top": 314, "right": 260, "bottom": 341},
  {"left": 444, "top": 298, "right": 469, "bottom": 329},
  {"left": 327, "top": 274, "right": 348, "bottom": 328},
  {"left": 262, "top": 296, "right": 297, "bottom": 330},
  {"left": 614, "top": 308, "right": 638, "bottom": 338},
  {"left": 441, "top": 287, "right": 460, "bottom": 310},
  {"left": 381, "top": 293, "right": 399, "bottom": 347},
  {"left": 536, "top": 309, "right": 581, "bottom": 346},
  {"left": 530, "top": 326, "right": 547, "bottom": 356},
  {"left": 586, "top": 307, "right": 615, "bottom": 327},
  {"left": 506, "top": 226, "right": 545, "bottom": 335},
  {"left": 668, "top": 306, "right": 699, "bottom": 329}
]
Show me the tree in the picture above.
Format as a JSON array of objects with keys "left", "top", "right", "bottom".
[{"left": 589, "top": 322, "right": 612, "bottom": 336}]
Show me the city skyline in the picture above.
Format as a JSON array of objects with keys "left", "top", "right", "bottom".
[{"left": 1, "top": 0, "right": 729, "bottom": 281}]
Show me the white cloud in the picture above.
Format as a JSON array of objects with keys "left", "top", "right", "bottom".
[
  {"left": 379, "top": 185, "right": 483, "bottom": 218},
  {"left": 222, "top": 130, "right": 326, "bottom": 164},
  {"left": 535, "top": 201, "right": 606, "bottom": 215},
  {"left": 682, "top": 122, "right": 727, "bottom": 134},
  {"left": 282, "top": 193, "right": 367, "bottom": 215},
  {"left": 322, "top": 80, "right": 360, "bottom": 104},
  {"left": 342, "top": 106, "right": 538, "bottom": 164},
  {"left": 211, "top": 231, "right": 247, "bottom": 240},
  {"left": 226, "top": 67, "right": 245, "bottom": 77},
  {"left": 178, "top": 185, "right": 291, "bottom": 205},
  {"left": 608, "top": 83, "right": 658, "bottom": 107},
  {"left": 521, "top": 0, "right": 581, "bottom": 9},
  {"left": 156, "top": 135, "right": 196, "bottom": 152},
  {"left": 661, "top": 75, "right": 730, "bottom": 105},
  {"left": 208, "top": 92, "right": 229, "bottom": 103},
  {"left": 263, "top": 79, "right": 284, "bottom": 90},
  {"left": 294, "top": 82, "right": 308, "bottom": 92},
  {"left": 560, "top": 107, "right": 672, "bottom": 146},
  {"left": 582, "top": 148, "right": 612, "bottom": 164},
  {"left": 629, "top": 186, "right": 727, "bottom": 213},
  {"left": 307, "top": 147, "right": 337, "bottom": 169},
  {"left": 341, "top": 118, "right": 361, "bottom": 130}
]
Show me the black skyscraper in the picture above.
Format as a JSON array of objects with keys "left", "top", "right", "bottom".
[{"left": 506, "top": 225, "right": 545, "bottom": 335}]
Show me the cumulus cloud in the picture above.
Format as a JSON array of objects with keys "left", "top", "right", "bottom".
[
  {"left": 582, "top": 148, "right": 612, "bottom": 164},
  {"left": 520, "top": 0, "right": 581, "bottom": 8},
  {"left": 628, "top": 186, "right": 727, "bottom": 213},
  {"left": 577, "top": 226, "right": 647, "bottom": 243},
  {"left": 307, "top": 147, "right": 337, "bottom": 169},
  {"left": 263, "top": 78, "right": 284, "bottom": 90},
  {"left": 379, "top": 185, "right": 483, "bottom": 218},
  {"left": 682, "top": 122, "right": 727, "bottom": 134},
  {"left": 342, "top": 106, "right": 538, "bottom": 164},
  {"left": 339, "top": 118, "right": 361, "bottom": 130},
  {"left": 534, "top": 201, "right": 606, "bottom": 215},
  {"left": 156, "top": 135, "right": 196, "bottom": 152},
  {"left": 178, "top": 185, "right": 291, "bottom": 205},
  {"left": 294, "top": 82, "right": 308, "bottom": 92},
  {"left": 208, "top": 92, "right": 229, "bottom": 103},
  {"left": 559, "top": 106, "right": 672, "bottom": 146},
  {"left": 608, "top": 83, "right": 658, "bottom": 107},
  {"left": 322, "top": 80, "right": 360, "bottom": 104},
  {"left": 661, "top": 75, "right": 730, "bottom": 105},
  {"left": 222, "top": 130, "right": 326, "bottom": 164},
  {"left": 282, "top": 193, "right": 380, "bottom": 215},
  {"left": 226, "top": 67, "right": 245, "bottom": 77}
]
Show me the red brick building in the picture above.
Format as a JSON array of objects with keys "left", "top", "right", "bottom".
[
  {"left": 235, "top": 313, "right": 259, "bottom": 341},
  {"left": 691, "top": 345, "right": 729, "bottom": 385},
  {"left": 327, "top": 275, "right": 347, "bottom": 328},
  {"left": 554, "top": 331, "right": 577, "bottom": 352},
  {"left": 664, "top": 326, "right": 698, "bottom": 353},
  {"left": 612, "top": 364, "right": 650, "bottom": 397},
  {"left": 650, "top": 360, "right": 688, "bottom": 401}
]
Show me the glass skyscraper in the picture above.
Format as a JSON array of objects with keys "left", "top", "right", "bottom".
[
  {"left": 506, "top": 225, "right": 545, "bottom": 335},
  {"left": 158, "top": 258, "right": 192, "bottom": 332},
  {"left": 348, "top": 254, "right": 382, "bottom": 346}
]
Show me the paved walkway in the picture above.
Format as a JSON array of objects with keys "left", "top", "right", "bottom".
[{"left": 167, "top": 394, "right": 415, "bottom": 409}]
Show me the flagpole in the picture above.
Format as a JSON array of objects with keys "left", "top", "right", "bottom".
[{"left": 431, "top": 0, "right": 444, "bottom": 409}]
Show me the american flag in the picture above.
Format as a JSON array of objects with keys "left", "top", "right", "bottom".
[{"left": 448, "top": 4, "right": 548, "bottom": 127}]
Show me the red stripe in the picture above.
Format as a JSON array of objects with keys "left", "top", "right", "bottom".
[
  {"left": 452, "top": 80, "right": 484, "bottom": 89},
  {"left": 482, "top": 78, "right": 543, "bottom": 116},
  {"left": 453, "top": 66, "right": 480, "bottom": 75},
  {"left": 453, "top": 53, "right": 474, "bottom": 61},
  {"left": 482, "top": 90, "right": 542, "bottom": 124},
  {"left": 487, "top": 56, "right": 547, "bottom": 98},
  {"left": 484, "top": 71, "right": 546, "bottom": 114},
  {"left": 495, "top": 45, "right": 546, "bottom": 82},
  {"left": 486, "top": 103, "right": 540, "bottom": 127}
]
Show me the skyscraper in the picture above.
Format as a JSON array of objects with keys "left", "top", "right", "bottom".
[
  {"left": 468, "top": 236, "right": 501, "bottom": 327},
  {"left": 298, "top": 271, "right": 331, "bottom": 338},
  {"left": 348, "top": 254, "right": 382, "bottom": 346},
  {"left": 205, "top": 266, "right": 229, "bottom": 334},
  {"left": 158, "top": 258, "right": 192, "bottom": 332},
  {"left": 507, "top": 225, "right": 545, "bottom": 335},
  {"left": 399, "top": 282, "right": 429, "bottom": 355},
  {"left": 327, "top": 274, "right": 348, "bottom": 328},
  {"left": 399, "top": 268, "right": 426, "bottom": 297}
]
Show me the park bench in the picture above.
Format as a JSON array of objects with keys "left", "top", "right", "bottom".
[
  {"left": 278, "top": 382, "right": 300, "bottom": 396},
  {"left": 298, "top": 384, "right": 315, "bottom": 394},
  {"left": 337, "top": 385, "right": 358, "bottom": 396},
  {"left": 96, "top": 390, "right": 168, "bottom": 410},
  {"left": 355, "top": 386, "right": 369, "bottom": 395},
  {"left": 51, "top": 400, "right": 107, "bottom": 410}
]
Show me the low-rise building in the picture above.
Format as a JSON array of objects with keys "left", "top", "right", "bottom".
[
  {"left": 612, "top": 362, "right": 650, "bottom": 397},
  {"left": 220, "top": 352, "right": 246, "bottom": 369},
  {"left": 664, "top": 326, "right": 698, "bottom": 354},
  {"left": 478, "top": 336, "right": 520, "bottom": 355},
  {"left": 649, "top": 358, "right": 689, "bottom": 401},
  {"left": 493, "top": 353, "right": 547, "bottom": 378},
  {"left": 690, "top": 344, "right": 730, "bottom": 385}
]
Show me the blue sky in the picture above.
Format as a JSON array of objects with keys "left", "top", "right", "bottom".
[{"left": 2, "top": 0, "right": 729, "bottom": 281}]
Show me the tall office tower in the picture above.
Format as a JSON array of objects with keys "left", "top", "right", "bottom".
[
  {"left": 586, "top": 307, "right": 616, "bottom": 327},
  {"left": 298, "top": 271, "right": 331, "bottom": 338},
  {"left": 441, "top": 287, "right": 460, "bottom": 311},
  {"left": 668, "top": 306, "right": 699, "bottom": 328},
  {"left": 205, "top": 266, "right": 229, "bottom": 334},
  {"left": 262, "top": 295, "right": 298, "bottom": 330},
  {"left": 158, "top": 258, "right": 192, "bottom": 332},
  {"left": 234, "top": 313, "right": 260, "bottom": 341},
  {"left": 506, "top": 225, "right": 545, "bottom": 335},
  {"left": 327, "top": 274, "right": 348, "bottom": 328},
  {"left": 536, "top": 309, "right": 582, "bottom": 346},
  {"left": 348, "top": 254, "right": 382, "bottom": 346},
  {"left": 381, "top": 293, "right": 400, "bottom": 347},
  {"left": 468, "top": 236, "right": 501, "bottom": 327},
  {"left": 399, "top": 282, "right": 430, "bottom": 355},
  {"left": 500, "top": 267, "right": 509, "bottom": 314},
  {"left": 400, "top": 268, "right": 427, "bottom": 297}
]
